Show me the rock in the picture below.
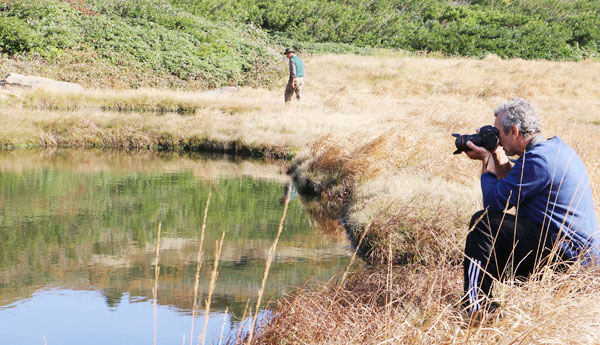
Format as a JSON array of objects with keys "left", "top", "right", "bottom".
[
  {"left": 204, "top": 86, "right": 239, "bottom": 95},
  {"left": 0, "top": 73, "right": 84, "bottom": 92},
  {"left": 217, "top": 86, "right": 239, "bottom": 93}
]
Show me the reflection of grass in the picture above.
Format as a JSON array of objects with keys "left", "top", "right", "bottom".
[
  {"left": 191, "top": 194, "right": 210, "bottom": 345},
  {"left": 247, "top": 181, "right": 291, "bottom": 344},
  {"left": 201, "top": 231, "right": 225, "bottom": 345},
  {"left": 153, "top": 223, "right": 161, "bottom": 345}
]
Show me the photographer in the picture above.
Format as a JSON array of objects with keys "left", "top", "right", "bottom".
[{"left": 459, "top": 98, "right": 599, "bottom": 315}]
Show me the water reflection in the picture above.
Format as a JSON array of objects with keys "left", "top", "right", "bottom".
[{"left": 0, "top": 149, "right": 350, "bottom": 344}]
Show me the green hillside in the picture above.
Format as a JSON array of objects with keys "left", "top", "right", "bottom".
[{"left": 0, "top": 0, "right": 598, "bottom": 89}]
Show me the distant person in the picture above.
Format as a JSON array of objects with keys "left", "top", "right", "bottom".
[
  {"left": 458, "top": 98, "right": 599, "bottom": 315},
  {"left": 284, "top": 48, "right": 305, "bottom": 103}
]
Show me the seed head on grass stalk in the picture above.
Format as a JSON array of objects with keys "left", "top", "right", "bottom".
[{"left": 217, "top": 307, "right": 228, "bottom": 345}]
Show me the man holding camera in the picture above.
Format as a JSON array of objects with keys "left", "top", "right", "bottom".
[{"left": 459, "top": 97, "right": 599, "bottom": 315}]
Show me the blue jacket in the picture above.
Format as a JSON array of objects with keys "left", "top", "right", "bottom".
[{"left": 481, "top": 136, "right": 600, "bottom": 261}]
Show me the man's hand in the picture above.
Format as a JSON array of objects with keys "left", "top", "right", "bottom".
[
  {"left": 290, "top": 78, "right": 296, "bottom": 89},
  {"left": 465, "top": 141, "right": 489, "bottom": 162},
  {"left": 466, "top": 141, "right": 512, "bottom": 179}
]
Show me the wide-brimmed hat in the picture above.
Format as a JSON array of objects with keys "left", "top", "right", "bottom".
[{"left": 283, "top": 47, "right": 295, "bottom": 54}]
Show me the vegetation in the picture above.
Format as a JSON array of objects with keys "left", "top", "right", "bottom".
[
  {"left": 1, "top": 0, "right": 600, "bottom": 89},
  {"left": 0, "top": 0, "right": 281, "bottom": 88},
  {"left": 243, "top": 55, "right": 600, "bottom": 344},
  {"left": 170, "top": 0, "right": 600, "bottom": 60}
]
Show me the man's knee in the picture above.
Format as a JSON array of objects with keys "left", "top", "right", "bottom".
[
  {"left": 469, "top": 210, "right": 488, "bottom": 229},
  {"left": 465, "top": 210, "right": 498, "bottom": 257}
]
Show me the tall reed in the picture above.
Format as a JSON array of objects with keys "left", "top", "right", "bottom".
[
  {"left": 190, "top": 192, "right": 211, "bottom": 345},
  {"left": 200, "top": 231, "right": 226, "bottom": 345},
  {"left": 153, "top": 223, "right": 162, "bottom": 345},
  {"left": 235, "top": 300, "right": 250, "bottom": 344}
]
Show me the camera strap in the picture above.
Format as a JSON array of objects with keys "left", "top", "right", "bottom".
[{"left": 525, "top": 134, "right": 544, "bottom": 152}]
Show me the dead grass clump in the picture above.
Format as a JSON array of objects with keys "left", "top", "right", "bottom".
[
  {"left": 297, "top": 129, "right": 408, "bottom": 210},
  {"left": 251, "top": 264, "right": 462, "bottom": 345},
  {"left": 353, "top": 197, "right": 465, "bottom": 266},
  {"left": 345, "top": 172, "right": 480, "bottom": 265}
]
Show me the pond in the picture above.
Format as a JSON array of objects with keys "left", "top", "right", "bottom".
[{"left": 0, "top": 149, "right": 351, "bottom": 345}]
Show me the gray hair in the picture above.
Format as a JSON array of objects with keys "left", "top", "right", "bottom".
[{"left": 494, "top": 98, "right": 541, "bottom": 138}]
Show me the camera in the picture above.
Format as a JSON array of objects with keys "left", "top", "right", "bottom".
[{"left": 452, "top": 125, "right": 499, "bottom": 154}]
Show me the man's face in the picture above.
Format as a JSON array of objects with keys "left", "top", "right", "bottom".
[
  {"left": 286, "top": 52, "right": 293, "bottom": 59},
  {"left": 494, "top": 112, "right": 517, "bottom": 156}
]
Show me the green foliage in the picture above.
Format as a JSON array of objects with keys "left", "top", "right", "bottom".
[
  {"left": 83, "top": 0, "right": 280, "bottom": 87},
  {"left": 172, "top": 0, "right": 600, "bottom": 60},
  {"left": 2, "top": 0, "right": 599, "bottom": 88},
  {"left": 5, "top": 0, "right": 82, "bottom": 57},
  {"left": 0, "top": 0, "right": 279, "bottom": 87},
  {"left": 0, "top": 16, "right": 40, "bottom": 54}
]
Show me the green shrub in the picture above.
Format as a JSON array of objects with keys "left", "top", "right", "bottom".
[
  {"left": 2, "top": 0, "right": 600, "bottom": 89},
  {"left": 170, "top": 0, "right": 600, "bottom": 60},
  {"left": 0, "top": 16, "right": 40, "bottom": 54},
  {"left": 7, "top": 0, "right": 82, "bottom": 54}
]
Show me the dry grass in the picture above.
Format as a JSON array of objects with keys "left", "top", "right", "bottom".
[
  {"left": 254, "top": 262, "right": 600, "bottom": 344},
  {"left": 2, "top": 53, "right": 600, "bottom": 344}
]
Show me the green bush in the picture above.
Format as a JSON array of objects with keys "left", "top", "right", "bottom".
[
  {"left": 171, "top": 0, "right": 600, "bottom": 60},
  {"left": 2, "top": 0, "right": 599, "bottom": 89},
  {"left": 7, "top": 0, "right": 82, "bottom": 54},
  {"left": 84, "top": 0, "right": 279, "bottom": 86},
  {"left": 0, "top": 16, "right": 40, "bottom": 54}
]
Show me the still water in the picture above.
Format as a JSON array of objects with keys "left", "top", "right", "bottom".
[{"left": 0, "top": 150, "right": 351, "bottom": 345}]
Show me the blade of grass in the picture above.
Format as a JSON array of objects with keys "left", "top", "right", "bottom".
[{"left": 236, "top": 300, "right": 250, "bottom": 344}]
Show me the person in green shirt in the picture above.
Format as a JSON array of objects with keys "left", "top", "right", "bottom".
[{"left": 284, "top": 48, "right": 305, "bottom": 103}]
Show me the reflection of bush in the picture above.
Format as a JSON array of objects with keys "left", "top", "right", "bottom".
[{"left": 102, "top": 288, "right": 124, "bottom": 308}]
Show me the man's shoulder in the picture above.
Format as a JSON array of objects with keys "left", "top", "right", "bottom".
[{"left": 528, "top": 136, "right": 566, "bottom": 159}]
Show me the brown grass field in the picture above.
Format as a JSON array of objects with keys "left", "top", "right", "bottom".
[{"left": 2, "top": 52, "right": 600, "bottom": 344}]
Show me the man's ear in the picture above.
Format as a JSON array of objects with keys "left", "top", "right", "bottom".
[{"left": 510, "top": 125, "right": 520, "bottom": 138}]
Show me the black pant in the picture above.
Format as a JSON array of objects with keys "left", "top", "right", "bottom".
[{"left": 463, "top": 210, "right": 567, "bottom": 312}]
